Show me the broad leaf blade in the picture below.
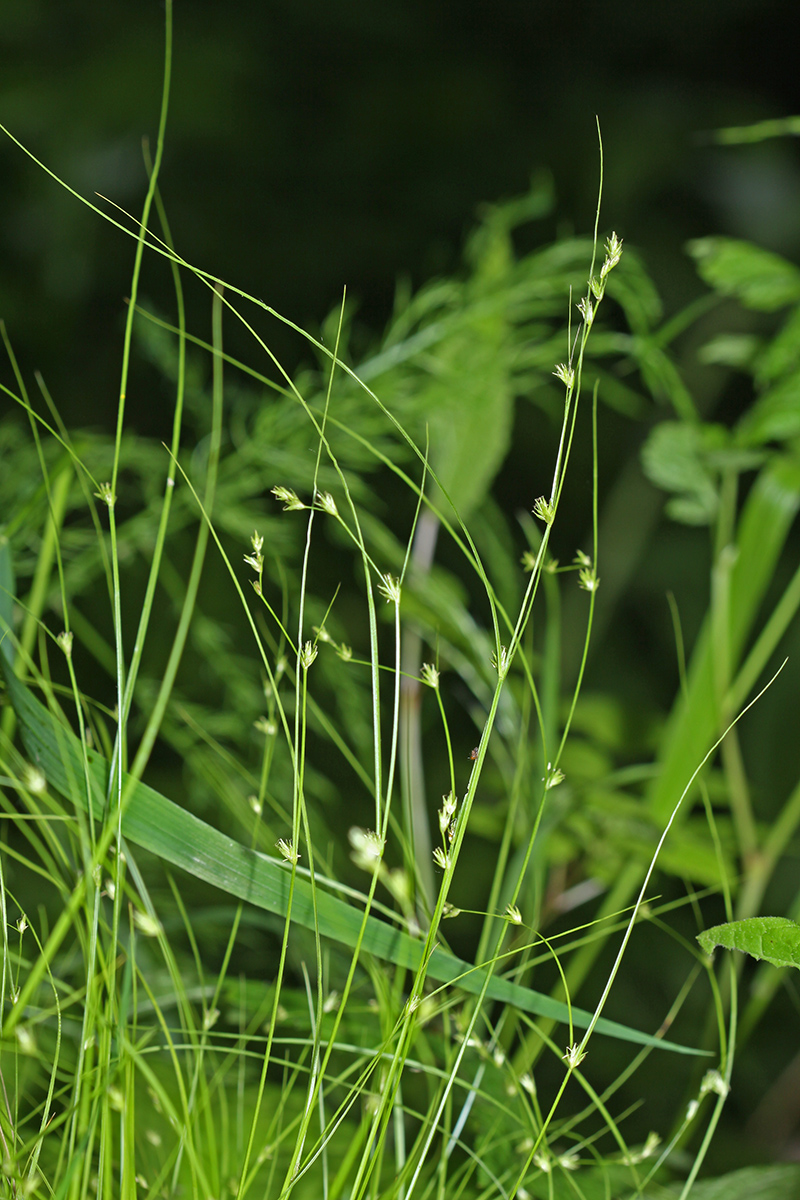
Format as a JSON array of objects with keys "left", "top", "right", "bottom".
[
  {"left": 698, "top": 916, "right": 800, "bottom": 970},
  {"left": 2, "top": 664, "right": 703, "bottom": 1054}
]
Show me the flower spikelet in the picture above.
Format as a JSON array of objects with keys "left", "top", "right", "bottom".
[{"left": 271, "top": 486, "right": 305, "bottom": 512}]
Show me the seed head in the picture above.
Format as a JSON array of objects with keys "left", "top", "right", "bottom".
[
  {"left": 276, "top": 837, "right": 299, "bottom": 865},
  {"left": 299, "top": 641, "right": 318, "bottom": 670},
  {"left": 562, "top": 1043, "right": 587, "bottom": 1069},
  {"left": 532, "top": 496, "right": 555, "bottom": 526},
  {"left": 271, "top": 485, "right": 305, "bottom": 512},
  {"left": 348, "top": 827, "right": 384, "bottom": 872},
  {"left": 577, "top": 296, "right": 594, "bottom": 326},
  {"left": 94, "top": 482, "right": 116, "bottom": 509},
  {"left": 315, "top": 490, "right": 338, "bottom": 517},
  {"left": 421, "top": 662, "right": 439, "bottom": 688},
  {"left": 377, "top": 572, "right": 401, "bottom": 605}
]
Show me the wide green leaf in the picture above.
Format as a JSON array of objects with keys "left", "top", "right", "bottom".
[
  {"left": 698, "top": 916, "right": 800, "bottom": 970},
  {"left": 1, "top": 662, "right": 702, "bottom": 1054}
]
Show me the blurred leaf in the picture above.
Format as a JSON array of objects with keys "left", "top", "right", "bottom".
[
  {"left": 634, "top": 337, "right": 697, "bottom": 420},
  {"left": 641, "top": 418, "right": 765, "bottom": 524},
  {"left": 576, "top": 791, "right": 734, "bottom": 888},
  {"left": 641, "top": 423, "right": 708, "bottom": 493},
  {"left": 688, "top": 238, "right": 800, "bottom": 312},
  {"left": 468, "top": 169, "right": 556, "bottom": 239},
  {"left": 559, "top": 738, "right": 612, "bottom": 783},
  {"left": 664, "top": 492, "right": 718, "bottom": 526},
  {"left": 648, "top": 1164, "right": 800, "bottom": 1200},
  {"left": 0, "top": 539, "right": 14, "bottom": 667},
  {"left": 470, "top": 495, "right": 523, "bottom": 616},
  {"left": 711, "top": 115, "right": 800, "bottom": 144},
  {"left": 425, "top": 343, "right": 515, "bottom": 520},
  {"left": 698, "top": 333, "right": 761, "bottom": 370},
  {"left": 640, "top": 422, "right": 720, "bottom": 525},
  {"left": 567, "top": 693, "right": 628, "bottom": 752},
  {"left": 736, "top": 369, "right": 800, "bottom": 447},
  {"left": 649, "top": 819, "right": 735, "bottom": 888},
  {"left": 532, "top": 1162, "right": 800, "bottom": 1200},
  {"left": 414, "top": 213, "right": 521, "bottom": 519},
  {"left": 705, "top": 445, "right": 766, "bottom": 473},
  {"left": 698, "top": 916, "right": 800, "bottom": 970},
  {"left": 606, "top": 246, "right": 663, "bottom": 334},
  {"left": 647, "top": 451, "right": 800, "bottom": 825},
  {"left": 754, "top": 304, "right": 800, "bottom": 387},
  {"left": 585, "top": 364, "right": 648, "bottom": 418}
]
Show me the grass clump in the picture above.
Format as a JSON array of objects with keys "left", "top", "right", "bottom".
[{"left": 4, "top": 13, "right": 800, "bottom": 1200}]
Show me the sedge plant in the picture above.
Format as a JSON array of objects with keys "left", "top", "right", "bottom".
[{"left": 4, "top": 10, "right": 800, "bottom": 1199}]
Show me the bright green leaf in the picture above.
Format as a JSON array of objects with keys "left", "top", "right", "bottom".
[{"left": 697, "top": 916, "right": 800, "bottom": 970}]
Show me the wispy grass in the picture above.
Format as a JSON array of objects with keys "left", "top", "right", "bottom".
[{"left": 3, "top": 9, "right": 800, "bottom": 1199}]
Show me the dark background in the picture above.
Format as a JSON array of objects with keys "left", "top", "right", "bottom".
[
  {"left": 3, "top": 0, "right": 800, "bottom": 1172},
  {"left": 3, "top": 0, "right": 798, "bottom": 787},
  {"left": 2, "top": 0, "right": 800, "bottom": 425}
]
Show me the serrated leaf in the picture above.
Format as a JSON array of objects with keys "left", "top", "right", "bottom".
[
  {"left": 0, "top": 661, "right": 703, "bottom": 1054},
  {"left": 697, "top": 916, "right": 800, "bottom": 970},
  {"left": 688, "top": 237, "right": 800, "bottom": 312}
]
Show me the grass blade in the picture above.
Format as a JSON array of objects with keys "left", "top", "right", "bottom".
[{"left": 2, "top": 662, "right": 703, "bottom": 1055}]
